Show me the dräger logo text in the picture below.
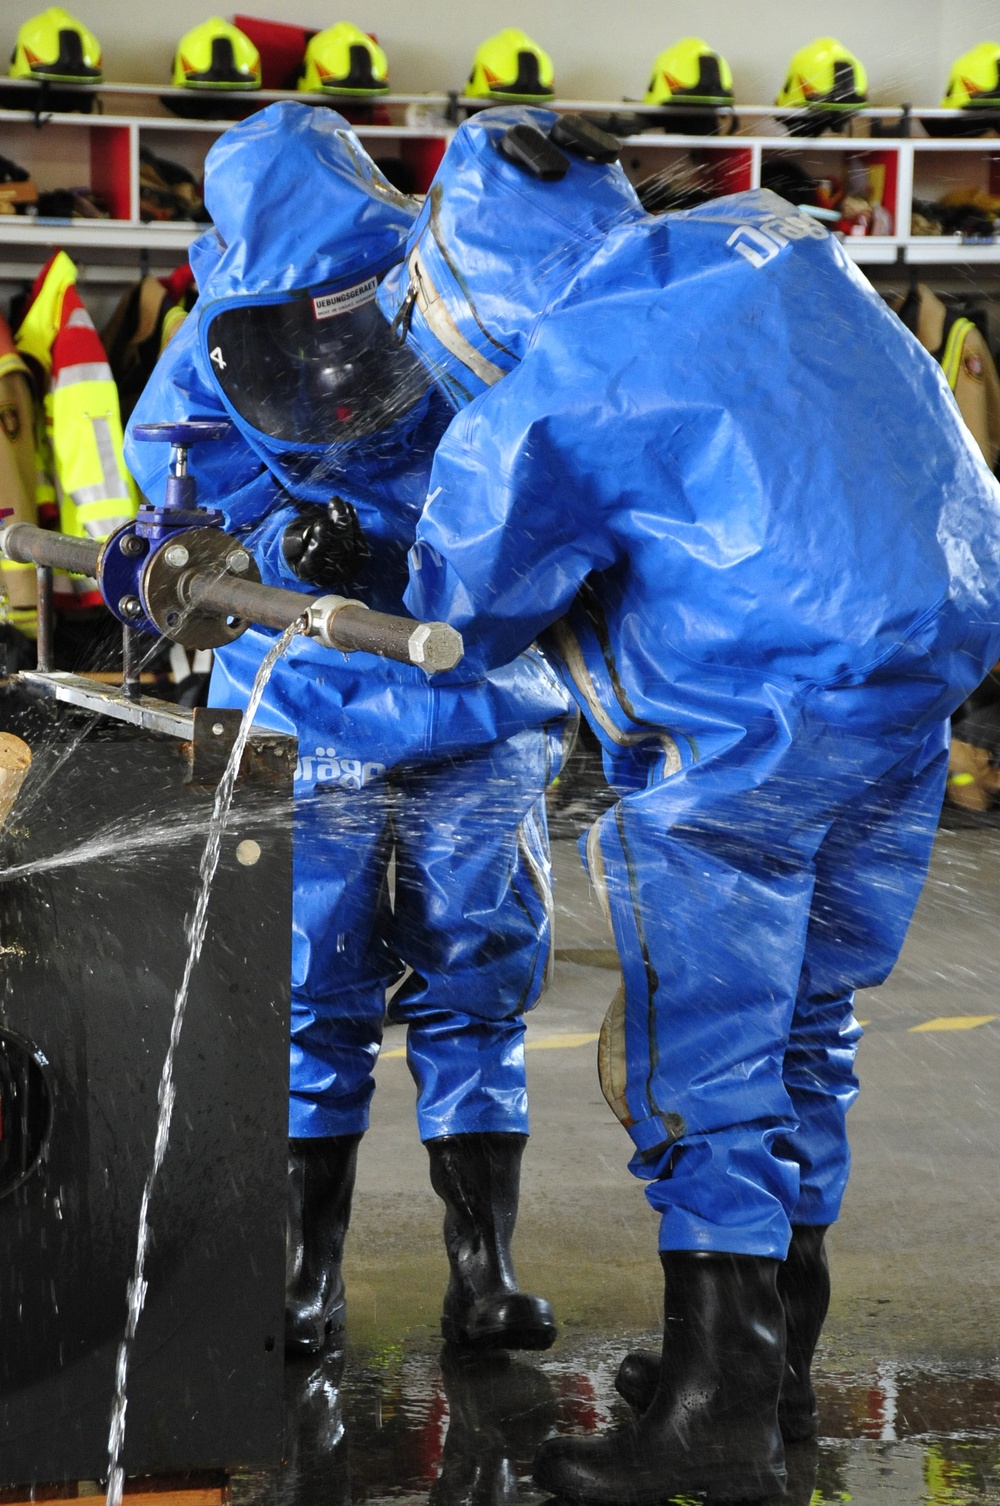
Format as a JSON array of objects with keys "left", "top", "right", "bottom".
[
  {"left": 295, "top": 745, "right": 386, "bottom": 789},
  {"left": 726, "top": 213, "right": 828, "bottom": 269}
]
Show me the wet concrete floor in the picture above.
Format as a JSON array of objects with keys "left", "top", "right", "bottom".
[{"left": 236, "top": 825, "right": 1000, "bottom": 1505}]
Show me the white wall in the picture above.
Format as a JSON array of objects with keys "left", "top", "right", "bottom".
[{"left": 4, "top": 0, "right": 999, "bottom": 104}]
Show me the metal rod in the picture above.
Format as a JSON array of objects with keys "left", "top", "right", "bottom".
[
  {"left": 35, "top": 566, "right": 53, "bottom": 674},
  {"left": 122, "top": 626, "right": 142, "bottom": 701},
  {"left": 2, "top": 521, "right": 463, "bottom": 673},
  {"left": 5, "top": 523, "right": 101, "bottom": 578},
  {"left": 189, "top": 574, "right": 315, "bottom": 634},
  {"left": 323, "top": 604, "right": 431, "bottom": 662},
  {"left": 191, "top": 575, "right": 456, "bottom": 669}
]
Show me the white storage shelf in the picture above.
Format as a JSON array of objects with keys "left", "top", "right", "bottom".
[
  {"left": 0, "top": 99, "right": 453, "bottom": 258},
  {"left": 0, "top": 87, "right": 998, "bottom": 269},
  {"left": 618, "top": 131, "right": 1000, "bottom": 265}
]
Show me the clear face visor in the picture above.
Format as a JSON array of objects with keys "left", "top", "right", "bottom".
[{"left": 205, "top": 277, "right": 431, "bottom": 446}]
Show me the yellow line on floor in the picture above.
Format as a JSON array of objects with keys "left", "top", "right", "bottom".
[
  {"left": 379, "top": 1031, "right": 600, "bottom": 1061},
  {"left": 909, "top": 1014, "right": 998, "bottom": 1032},
  {"left": 526, "top": 1032, "right": 600, "bottom": 1051},
  {"left": 382, "top": 1017, "right": 996, "bottom": 1062},
  {"left": 555, "top": 947, "right": 620, "bottom": 971}
]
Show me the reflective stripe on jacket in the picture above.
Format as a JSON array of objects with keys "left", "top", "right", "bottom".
[
  {"left": 0, "top": 315, "right": 38, "bottom": 632},
  {"left": 15, "top": 250, "right": 138, "bottom": 606}
]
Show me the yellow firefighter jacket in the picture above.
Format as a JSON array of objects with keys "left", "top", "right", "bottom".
[
  {"left": 897, "top": 284, "right": 1000, "bottom": 472},
  {"left": 14, "top": 250, "right": 138, "bottom": 608}
]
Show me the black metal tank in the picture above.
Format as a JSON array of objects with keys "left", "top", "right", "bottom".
[{"left": 0, "top": 678, "right": 292, "bottom": 1486}]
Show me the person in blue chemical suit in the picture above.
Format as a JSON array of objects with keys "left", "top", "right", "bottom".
[
  {"left": 125, "top": 102, "right": 634, "bottom": 1359},
  {"left": 377, "top": 107, "right": 1000, "bottom": 1503}
]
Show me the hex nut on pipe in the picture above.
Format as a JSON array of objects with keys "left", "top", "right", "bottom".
[{"left": 408, "top": 622, "right": 463, "bottom": 674}]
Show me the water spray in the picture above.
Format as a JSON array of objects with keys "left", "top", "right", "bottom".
[
  {"left": 0, "top": 420, "right": 463, "bottom": 1494},
  {"left": 0, "top": 420, "right": 463, "bottom": 709}
]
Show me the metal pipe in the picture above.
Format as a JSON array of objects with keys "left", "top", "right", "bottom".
[
  {"left": 1, "top": 522, "right": 464, "bottom": 675},
  {"left": 5, "top": 524, "right": 101, "bottom": 578},
  {"left": 188, "top": 574, "right": 312, "bottom": 636},
  {"left": 191, "top": 575, "right": 463, "bottom": 673}
]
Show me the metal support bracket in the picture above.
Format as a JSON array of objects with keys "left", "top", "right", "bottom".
[
  {"left": 16, "top": 673, "right": 297, "bottom": 786},
  {"left": 188, "top": 706, "right": 243, "bottom": 784},
  {"left": 18, "top": 671, "right": 196, "bottom": 738}
]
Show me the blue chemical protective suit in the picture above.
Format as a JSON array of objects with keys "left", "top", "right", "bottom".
[
  {"left": 126, "top": 102, "right": 575, "bottom": 1143},
  {"left": 379, "top": 116, "right": 1000, "bottom": 1255}
]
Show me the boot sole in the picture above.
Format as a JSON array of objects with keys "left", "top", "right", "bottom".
[
  {"left": 441, "top": 1315, "right": 557, "bottom": 1351},
  {"left": 441, "top": 1291, "right": 557, "bottom": 1351},
  {"left": 533, "top": 1455, "right": 786, "bottom": 1505}
]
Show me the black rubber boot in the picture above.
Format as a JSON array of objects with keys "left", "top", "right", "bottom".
[
  {"left": 285, "top": 1134, "right": 362, "bottom": 1357},
  {"left": 776, "top": 1223, "right": 830, "bottom": 1441},
  {"left": 426, "top": 1132, "right": 557, "bottom": 1351},
  {"left": 533, "top": 1252, "right": 786, "bottom": 1505},
  {"left": 614, "top": 1224, "right": 830, "bottom": 1443},
  {"left": 430, "top": 1345, "right": 556, "bottom": 1506},
  {"left": 612, "top": 1349, "right": 661, "bottom": 1418}
]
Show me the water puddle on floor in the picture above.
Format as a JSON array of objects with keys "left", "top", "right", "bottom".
[{"left": 231, "top": 1335, "right": 1000, "bottom": 1506}]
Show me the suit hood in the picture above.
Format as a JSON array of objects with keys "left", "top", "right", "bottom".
[
  {"left": 199, "top": 100, "right": 417, "bottom": 299},
  {"left": 376, "top": 105, "right": 644, "bottom": 406}
]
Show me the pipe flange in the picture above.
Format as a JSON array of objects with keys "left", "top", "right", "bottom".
[{"left": 141, "top": 528, "right": 262, "bottom": 649}]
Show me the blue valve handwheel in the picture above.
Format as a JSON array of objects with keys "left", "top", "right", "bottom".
[{"left": 131, "top": 420, "right": 233, "bottom": 445}]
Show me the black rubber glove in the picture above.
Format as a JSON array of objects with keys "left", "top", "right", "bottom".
[{"left": 281, "top": 496, "right": 369, "bottom": 588}]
